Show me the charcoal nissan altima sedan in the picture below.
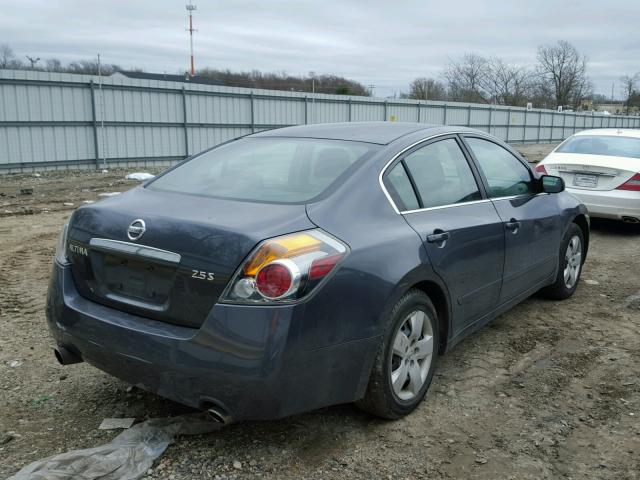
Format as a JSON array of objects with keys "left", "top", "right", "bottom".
[{"left": 47, "top": 122, "right": 589, "bottom": 421}]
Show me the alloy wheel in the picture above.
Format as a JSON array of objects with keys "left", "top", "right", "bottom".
[
  {"left": 564, "top": 235, "right": 582, "bottom": 289},
  {"left": 390, "top": 310, "right": 434, "bottom": 401}
]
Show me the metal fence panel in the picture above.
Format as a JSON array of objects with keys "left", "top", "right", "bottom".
[{"left": 1, "top": 69, "right": 639, "bottom": 172}]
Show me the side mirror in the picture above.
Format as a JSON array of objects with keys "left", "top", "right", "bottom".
[{"left": 541, "top": 175, "right": 565, "bottom": 193}]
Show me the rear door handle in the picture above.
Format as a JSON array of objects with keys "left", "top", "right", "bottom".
[
  {"left": 426, "top": 230, "right": 450, "bottom": 245},
  {"left": 505, "top": 219, "right": 521, "bottom": 233}
]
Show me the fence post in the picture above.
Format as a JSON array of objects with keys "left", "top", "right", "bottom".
[
  {"left": 562, "top": 111, "right": 566, "bottom": 140},
  {"left": 488, "top": 106, "right": 493, "bottom": 134},
  {"left": 89, "top": 81, "right": 100, "bottom": 169},
  {"left": 417, "top": 101, "right": 421, "bottom": 123},
  {"left": 443, "top": 104, "right": 448, "bottom": 125},
  {"left": 249, "top": 92, "right": 255, "bottom": 133},
  {"left": 348, "top": 98, "right": 352, "bottom": 122},
  {"left": 506, "top": 108, "right": 512, "bottom": 143},
  {"left": 467, "top": 104, "right": 472, "bottom": 126},
  {"left": 304, "top": 96, "right": 308, "bottom": 124},
  {"left": 383, "top": 101, "right": 388, "bottom": 121},
  {"left": 537, "top": 110, "right": 542, "bottom": 143},
  {"left": 181, "top": 87, "right": 190, "bottom": 157},
  {"left": 523, "top": 109, "right": 528, "bottom": 143}
]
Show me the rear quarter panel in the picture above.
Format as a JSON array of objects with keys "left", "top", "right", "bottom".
[{"left": 303, "top": 149, "right": 448, "bottom": 350}]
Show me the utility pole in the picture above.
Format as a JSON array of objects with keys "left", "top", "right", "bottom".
[
  {"left": 611, "top": 81, "right": 615, "bottom": 103},
  {"left": 186, "top": 1, "right": 197, "bottom": 76},
  {"left": 368, "top": 84, "right": 375, "bottom": 96}
]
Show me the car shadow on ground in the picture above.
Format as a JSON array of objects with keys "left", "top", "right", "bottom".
[{"left": 589, "top": 217, "right": 640, "bottom": 236}]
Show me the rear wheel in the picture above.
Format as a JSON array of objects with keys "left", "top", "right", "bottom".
[
  {"left": 541, "top": 223, "right": 584, "bottom": 300},
  {"left": 356, "top": 289, "right": 438, "bottom": 419}
]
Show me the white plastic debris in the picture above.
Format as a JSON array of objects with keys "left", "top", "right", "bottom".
[
  {"left": 584, "top": 279, "right": 599, "bottom": 285},
  {"left": 62, "top": 202, "right": 74, "bottom": 207},
  {"left": 101, "top": 169, "right": 109, "bottom": 174},
  {"left": 98, "top": 192, "right": 121, "bottom": 197},
  {"left": 83, "top": 200, "right": 95, "bottom": 204},
  {"left": 125, "top": 172, "right": 155, "bottom": 181},
  {"left": 98, "top": 418, "right": 136, "bottom": 430},
  {"left": 7, "top": 360, "right": 22, "bottom": 368},
  {"left": 7, "top": 414, "right": 220, "bottom": 480}
]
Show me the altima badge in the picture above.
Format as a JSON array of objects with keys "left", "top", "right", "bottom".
[{"left": 127, "top": 219, "right": 146, "bottom": 241}]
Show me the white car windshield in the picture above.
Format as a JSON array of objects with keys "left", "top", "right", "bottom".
[{"left": 557, "top": 135, "right": 640, "bottom": 159}]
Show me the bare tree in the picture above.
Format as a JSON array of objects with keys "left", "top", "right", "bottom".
[
  {"left": 443, "top": 53, "right": 489, "bottom": 103},
  {"left": 620, "top": 73, "right": 640, "bottom": 114},
  {"left": 0, "top": 44, "right": 21, "bottom": 69},
  {"left": 408, "top": 77, "right": 447, "bottom": 101},
  {"left": 483, "top": 58, "right": 533, "bottom": 106},
  {"left": 536, "top": 40, "right": 591, "bottom": 109}
]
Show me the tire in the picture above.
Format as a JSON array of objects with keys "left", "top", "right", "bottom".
[
  {"left": 541, "top": 223, "right": 585, "bottom": 300},
  {"left": 356, "top": 289, "right": 439, "bottom": 419}
]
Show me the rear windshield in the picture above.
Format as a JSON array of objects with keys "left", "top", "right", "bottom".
[
  {"left": 148, "top": 137, "right": 378, "bottom": 203},
  {"left": 557, "top": 135, "right": 640, "bottom": 159}
]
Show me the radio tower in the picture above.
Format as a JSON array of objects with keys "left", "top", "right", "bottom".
[{"left": 186, "top": 1, "right": 197, "bottom": 76}]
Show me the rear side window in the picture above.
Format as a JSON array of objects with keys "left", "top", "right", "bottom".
[
  {"left": 556, "top": 135, "right": 640, "bottom": 159},
  {"left": 402, "top": 138, "right": 481, "bottom": 209},
  {"left": 386, "top": 163, "right": 420, "bottom": 211},
  {"left": 149, "top": 138, "right": 378, "bottom": 203},
  {"left": 465, "top": 137, "right": 535, "bottom": 198}
]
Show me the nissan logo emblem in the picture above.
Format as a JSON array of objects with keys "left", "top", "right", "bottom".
[{"left": 127, "top": 219, "right": 146, "bottom": 241}]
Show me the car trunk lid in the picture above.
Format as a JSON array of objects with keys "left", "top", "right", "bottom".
[
  {"left": 66, "top": 187, "right": 315, "bottom": 328},
  {"left": 544, "top": 152, "right": 640, "bottom": 191}
]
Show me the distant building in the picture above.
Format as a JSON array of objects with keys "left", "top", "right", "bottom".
[
  {"left": 110, "top": 71, "right": 224, "bottom": 86},
  {"left": 586, "top": 100, "right": 639, "bottom": 115}
]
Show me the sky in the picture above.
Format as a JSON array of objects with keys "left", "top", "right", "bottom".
[{"left": 2, "top": 0, "right": 639, "bottom": 99}]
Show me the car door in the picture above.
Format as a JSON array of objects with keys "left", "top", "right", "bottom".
[
  {"left": 383, "top": 135, "right": 505, "bottom": 337},
  {"left": 462, "top": 136, "right": 561, "bottom": 303}
]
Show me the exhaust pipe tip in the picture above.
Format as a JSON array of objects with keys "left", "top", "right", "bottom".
[
  {"left": 206, "top": 406, "right": 232, "bottom": 425},
  {"left": 54, "top": 346, "right": 83, "bottom": 365}
]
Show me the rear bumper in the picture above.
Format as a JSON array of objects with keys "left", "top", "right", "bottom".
[
  {"left": 46, "top": 263, "right": 379, "bottom": 421},
  {"left": 566, "top": 187, "right": 640, "bottom": 221}
]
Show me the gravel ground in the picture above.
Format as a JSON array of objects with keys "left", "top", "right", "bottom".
[{"left": 1, "top": 143, "right": 640, "bottom": 479}]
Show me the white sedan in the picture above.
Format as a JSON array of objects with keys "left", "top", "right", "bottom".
[{"left": 536, "top": 129, "right": 640, "bottom": 223}]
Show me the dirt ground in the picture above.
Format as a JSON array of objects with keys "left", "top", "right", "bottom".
[{"left": 1, "top": 143, "right": 639, "bottom": 479}]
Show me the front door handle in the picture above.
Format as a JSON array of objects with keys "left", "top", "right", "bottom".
[
  {"left": 505, "top": 219, "right": 521, "bottom": 234},
  {"left": 426, "top": 230, "right": 450, "bottom": 247}
]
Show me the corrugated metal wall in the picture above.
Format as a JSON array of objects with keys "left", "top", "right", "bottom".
[{"left": 1, "top": 69, "right": 639, "bottom": 172}]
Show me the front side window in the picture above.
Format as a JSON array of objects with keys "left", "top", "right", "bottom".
[
  {"left": 149, "top": 138, "right": 378, "bottom": 203},
  {"left": 401, "top": 138, "right": 481, "bottom": 209},
  {"left": 465, "top": 137, "right": 535, "bottom": 198}
]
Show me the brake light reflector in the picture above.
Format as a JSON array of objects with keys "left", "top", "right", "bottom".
[
  {"left": 616, "top": 173, "right": 640, "bottom": 191},
  {"left": 309, "top": 253, "right": 343, "bottom": 280},
  {"left": 256, "top": 261, "right": 294, "bottom": 299},
  {"left": 222, "top": 229, "right": 348, "bottom": 304},
  {"left": 534, "top": 164, "right": 548, "bottom": 175}
]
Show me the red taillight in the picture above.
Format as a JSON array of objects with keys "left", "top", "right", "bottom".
[
  {"left": 256, "top": 262, "right": 293, "bottom": 299},
  {"left": 535, "top": 164, "right": 548, "bottom": 175},
  {"left": 309, "top": 253, "right": 343, "bottom": 280},
  {"left": 616, "top": 173, "right": 640, "bottom": 191}
]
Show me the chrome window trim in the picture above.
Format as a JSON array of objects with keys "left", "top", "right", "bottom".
[
  {"left": 89, "top": 238, "right": 182, "bottom": 265},
  {"left": 401, "top": 198, "right": 492, "bottom": 215},
  {"left": 378, "top": 131, "right": 499, "bottom": 215}
]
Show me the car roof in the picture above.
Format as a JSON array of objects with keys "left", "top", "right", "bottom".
[
  {"left": 572, "top": 128, "right": 640, "bottom": 139},
  {"left": 250, "top": 122, "right": 454, "bottom": 145}
]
